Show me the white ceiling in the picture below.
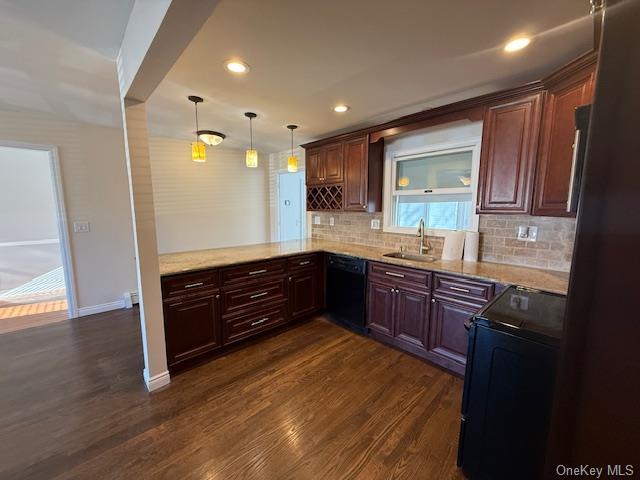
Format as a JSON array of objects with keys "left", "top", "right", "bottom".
[
  {"left": 147, "top": 0, "right": 593, "bottom": 153},
  {"left": 0, "top": 0, "right": 134, "bottom": 126}
]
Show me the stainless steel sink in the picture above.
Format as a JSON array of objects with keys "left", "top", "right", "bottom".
[{"left": 383, "top": 252, "right": 438, "bottom": 262}]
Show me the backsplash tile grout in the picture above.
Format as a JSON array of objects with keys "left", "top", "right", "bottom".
[{"left": 311, "top": 212, "right": 575, "bottom": 272}]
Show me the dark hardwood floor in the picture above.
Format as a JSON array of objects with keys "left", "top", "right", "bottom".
[{"left": 0, "top": 307, "right": 465, "bottom": 480}]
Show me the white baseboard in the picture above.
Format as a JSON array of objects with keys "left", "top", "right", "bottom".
[
  {"left": 78, "top": 300, "right": 125, "bottom": 317},
  {"left": 144, "top": 369, "right": 171, "bottom": 392},
  {"left": 123, "top": 291, "right": 139, "bottom": 309}
]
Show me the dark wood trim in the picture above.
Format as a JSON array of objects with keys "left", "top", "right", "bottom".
[
  {"left": 369, "top": 107, "right": 485, "bottom": 143},
  {"left": 541, "top": 50, "right": 598, "bottom": 88},
  {"left": 300, "top": 82, "right": 544, "bottom": 149}
]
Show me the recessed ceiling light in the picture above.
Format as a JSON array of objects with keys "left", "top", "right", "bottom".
[
  {"left": 224, "top": 60, "right": 249, "bottom": 74},
  {"left": 333, "top": 104, "right": 350, "bottom": 113},
  {"left": 504, "top": 36, "right": 531, "bottom": 53}
]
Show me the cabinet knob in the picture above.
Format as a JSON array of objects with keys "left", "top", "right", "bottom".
[
  {"left": 431, "top": 298, "right": 435, "bottom": 303},
  {"left": 216, "top": 294, "right": 220, "bottom": 299},
  {"left": 362, "top": 204, "right": 366, "bottom": 209}
]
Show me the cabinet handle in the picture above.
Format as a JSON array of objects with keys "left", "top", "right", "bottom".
[
  {"left": 450, "top": 286, "right": 470, "bottom": 293},
  {"left": 385, "top": 271, "right": 405, "bottom": 278},
  {"left": 250, "top": 291, "right": 269, "bottom": 299},
  {"left": 431, "top": 298, "right": 436, "bottom": 303},
  {"left": 299, "top": 260, "right": 310, "bottom": 266},
  {"left": 184, "top": 282, "right": 204, "bottom": 289},
  {"left": 251, "top": 317, "right": 269, "bottom": 326},
  {"left": 248, "top": 269, "right": 267, "bottom": 275}
]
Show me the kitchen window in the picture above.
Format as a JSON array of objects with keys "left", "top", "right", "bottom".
[{"left": 383, "top": 139, "right": 481, "bottom": 235}]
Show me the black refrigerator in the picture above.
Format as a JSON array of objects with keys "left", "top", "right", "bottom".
[{"left": 457, "top": 286, "right": 566, "bottom": 480}]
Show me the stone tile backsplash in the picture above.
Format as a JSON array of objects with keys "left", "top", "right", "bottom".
[{"left": 311, "top": 212, "right": 576, "bottom": 272}]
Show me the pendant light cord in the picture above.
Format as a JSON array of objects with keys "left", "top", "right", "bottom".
[
  {"left": 250, "top": 116, "right": 253, "bottom": 150},
  {"left": 194, "top": 101, "right": 200, "bottom": 143},
  {"left": 290, "top": 128, "right": 294, "bottom": 156}
]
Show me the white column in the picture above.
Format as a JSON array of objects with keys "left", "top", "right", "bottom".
[{"left": 120, "top": 98, "right": 169, "bottom": 391}]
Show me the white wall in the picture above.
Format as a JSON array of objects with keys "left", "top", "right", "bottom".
[
  {"left": 149, "top": 137, "right": 270, "bottom": 253},
  {"left": 0, "top": 109, "right": 137, "bottom": 310}
]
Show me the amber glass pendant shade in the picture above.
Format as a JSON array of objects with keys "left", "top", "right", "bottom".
[
  {"left": 246, "top": 149, "right": 258, "bottom": 168},
  {"left": 191, "top": 141, "right": 206, "bottom": 163}
]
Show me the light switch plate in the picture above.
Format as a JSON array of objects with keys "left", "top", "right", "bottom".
[
  {"left": 313, "top": 216, "right": 321, "bottom": 225},
  {"left": 329, "top": 217, "right": 335, "bottom": 226},
  {"left": 73, "top": 221, "right": 90, "bottom": 233},
  {"left": 371, "top": 219, "right": 381, "bottom": 230}
]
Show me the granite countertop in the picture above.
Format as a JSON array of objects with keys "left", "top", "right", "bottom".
[{"left": 158, "top": 239, "right": 570, "bottom": 295}]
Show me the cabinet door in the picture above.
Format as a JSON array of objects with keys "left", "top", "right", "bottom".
[
  {"left": 305, "top": 148, "right": 323, "bottom": 185},
  {"left": 367, "top": 281, "right": 395, "bottom": 337},
  {"left": 429, "top": 296, "right": 480, "bottom": 370},
  {"left": 343, "top": 137, "right": 368, "bottom": 211},
  {"left": 477, "top": 93, "right": 543, "bottom": 213},
  {"left": 289, "top": 269, "right": 320, "bottom": 319},
  {"left": 323, "top": 142, "right": 344, "bottom": 183},
  {"left": 533, "top": 70, "right": 595, "bottom": 217},
  {"left": 164, "top": 293, "right": 221, "bottom": 367},
  {"left": 395, "top": 288, "right": 430, "bottom": 352}
]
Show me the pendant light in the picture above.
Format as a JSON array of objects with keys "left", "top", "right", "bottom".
[
  {"left": 188, "top": 95, "right": 226, "bottom": 162},
  {"left": 287, "top": 124, "right": 298, "bottom": 172},
  {"left": 188, "top": 96, "right": 206, "bottom": 162},
  {"left": 244, "top": 112, "right": 258, "bottom": 168}
]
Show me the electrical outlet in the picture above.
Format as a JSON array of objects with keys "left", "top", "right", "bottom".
[
  {"left": 313, "top": 216, "right": 321, "bottom": 225},
  {"left": 329, "top": 217, "right": 335, "bottom": 226},
  {"left": 371, "top": 219, "right": 381, "bottom": 230},
  {"left": 73, "top": 221, "right": 90, "bottom": 233},
  {"left": 516, "top": 225, "right": 539, "bottom": 242},
  {"left": 527, "top": 226, "right": 538, "bottom": 242}
]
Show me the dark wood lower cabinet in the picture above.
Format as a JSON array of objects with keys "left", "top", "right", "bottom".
[
  {"left": 429, "top": 296, "right": 482, "bottom": 375},
  {"left": 162, "top": 254, "right": 324, "bottom": 372},
  {"left": 366, "top": 281, "right": 395, "bottom": 336},
  {"left": 163, "top": 292, "right": 221, "bottom": 368},
  {"left": 366, "top": 262, "right": 493, "bottom": 375},
  {"left": 289, "top": 268, "right": 321, "bottom": 319},
  {"left": 395, "top": 288, "right": 430, "bottom": 352}
]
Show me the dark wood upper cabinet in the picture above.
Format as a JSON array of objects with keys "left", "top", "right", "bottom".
[
  {"left": 305, "top": 148, "right": 323, "bottom": 185},
  {"left": 304, "top": 135, "right": 383, "bottom": 212},
  {"left": 344, "top": 137, "right": 368, "bottom": 211},
  {"left": 323, "top": 142, "right": 344, "bottom": 183},
  {"left": 477, "top": 92, "right": 543, "bottom": 214},
  {"left": 533, "top": 59, "right": 596, "bottom": 217}
]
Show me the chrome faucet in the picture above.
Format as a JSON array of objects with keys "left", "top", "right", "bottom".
[{"left": 417, "top": 217, "right": 431, "bottom": 255}]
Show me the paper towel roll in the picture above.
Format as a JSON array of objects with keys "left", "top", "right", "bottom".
[
  {"left": 463, "top": 231, "right": 479, "bottom": 262},
  {"left": 442, "top": 231, "right": 465, "bottom": 261}
]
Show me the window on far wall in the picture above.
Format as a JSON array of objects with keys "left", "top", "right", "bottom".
[{"left": 383, "top": 140, "right": 481, "bottom": 235}]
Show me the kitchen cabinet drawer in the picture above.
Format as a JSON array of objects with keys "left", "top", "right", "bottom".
[
  {"left": 161, "top": 270, "right": 218, "bottom": 299},
  {"left": 287, "top": 253, "right": 321, "bottom": 272},
  {"left": 223, "top": 303, "right": 289, "bottom": 345},
  {"left": 433, "top": 274, "right": 494, "bottom": 303},
  {"left": 221, "top": 259, "right": 286, "bottom": 286},
  {"left": 368, "top": 262, "right": 431, "bottom": 292},
  {"left": 222, "top": 278, "right": 287, "bottom": 316}
]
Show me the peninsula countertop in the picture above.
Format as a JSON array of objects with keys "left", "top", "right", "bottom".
[{"left": 158, "top": 239, "right": 570, "bottom": 295}]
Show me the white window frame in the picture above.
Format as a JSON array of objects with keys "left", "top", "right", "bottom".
[{"left": 383, "top": 137, "right": 481, "bottom": 236}]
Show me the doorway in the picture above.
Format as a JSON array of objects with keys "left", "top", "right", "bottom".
[
  {"left": 0, "top": 144, "right": 76, "bottom": 333},
  {"left": 278, "top": 172, "right": 305, "bottom": 242}
]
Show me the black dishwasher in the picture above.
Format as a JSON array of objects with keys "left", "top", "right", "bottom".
[{"left": 325, "top": 254, "right": 367, "bottom": 334}]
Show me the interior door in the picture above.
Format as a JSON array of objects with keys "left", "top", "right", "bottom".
[{"left": 278, "top": 172, "right": 305, "bottom": 242}]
